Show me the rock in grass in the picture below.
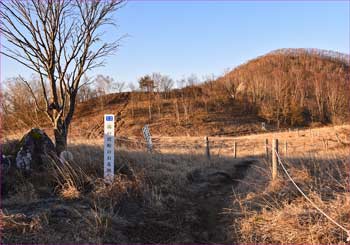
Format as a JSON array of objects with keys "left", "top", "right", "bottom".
[
  {"left": 15, "top": 128, "right": 56, "bottom": 171},
  {"left": 59, "top": 150, "right": 74, "bottom": 162},
  {"left": 1, "top": 154, "right": 15, "bottom": 173}
]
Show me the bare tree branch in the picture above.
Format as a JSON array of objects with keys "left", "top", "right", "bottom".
[{"left": 0, "top": 0, "right": 124, "bottom": 153}]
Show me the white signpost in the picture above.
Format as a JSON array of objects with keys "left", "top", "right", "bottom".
[
  {"left": 104, "top": 114, "right": 115, "bottom": 183},
  {"left": 142, "top": 124, "right": 153, "bottom": 152}
]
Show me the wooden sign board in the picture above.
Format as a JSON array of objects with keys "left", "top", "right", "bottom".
[{"left": 104, "top": 114, "right": 115, "bottom": 183}]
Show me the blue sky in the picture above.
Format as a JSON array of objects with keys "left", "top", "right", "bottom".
[{"left": 1, "top": 1, "right": 349, "bottom": 86}]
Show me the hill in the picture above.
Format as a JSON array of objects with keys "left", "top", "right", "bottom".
[
  {"left": 213, "top": 48, "right": 350, "bottom": 126},
  {"left": 2, "top": 48, "right": 349, "bottom": 139}
]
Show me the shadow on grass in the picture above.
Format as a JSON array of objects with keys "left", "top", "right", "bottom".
[{"left": 1, "top": 141, "right": 348, "bottom": 244}]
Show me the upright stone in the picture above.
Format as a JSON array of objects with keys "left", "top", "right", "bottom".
[{"left": 16, "top": 128, "right": 56, "bottom": 170}]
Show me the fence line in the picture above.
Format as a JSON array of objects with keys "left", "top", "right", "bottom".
[
  {"left": 71, "top": 127, "right": 346, "bottom": 160},
  {"left": 74, "top": 126, "right": 350, "bottom": 240},
  {"left": 79, "top": 120, "right": 349, "bottom": 241},
  {"left": 274, "top": 149, "right": 350, "bottom": 242}
]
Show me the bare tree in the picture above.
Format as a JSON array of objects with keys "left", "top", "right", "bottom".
[
  {"left": 0, "top": 0, "right": 123, "bottom": 153},
  {"left": 94, "top": 74, "right": 114, "bottom": 110},
  {"left": 113, "top": 81, "right": 125, "bottom": 93},
  {"left": 139, "top": 75, "right": 155, "bottom": 92},
  {"left": 151, "top": 72, "right": 174, "bottom": 94},
  {"left": 138, "top": 75, "right": 155, "bottom": 122},
  {"left": 187, "top": 74, "right": 199, "bottom": 87},
  {"left": 94, "top": 75, "right": 114, "bottom": 96},
  {"left": 1, "top": 76, "right": 47, "bottom": 129},
  {"left": 128, "top": 82, "right": 137, "bottom": 118},
  {"left": 77, "top": 76, "right": 94, "bottom": 102},
  {"left": 173, "top": 99, "right": 180, "bottom": 125},
  {"left": 128, "top": 82, "right": 136, "bottom": 92}
]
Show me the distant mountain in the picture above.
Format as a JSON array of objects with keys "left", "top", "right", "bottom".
[
  {"left": 213, "top": 48, "right": 350, "bottom": 128},
  {"left": 3, "top": 48, "right": 350, "bottom": 137}
]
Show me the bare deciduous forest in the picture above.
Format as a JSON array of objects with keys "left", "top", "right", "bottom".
[{"left": 3, "top": 48, "right": 349, "bottom": 137}]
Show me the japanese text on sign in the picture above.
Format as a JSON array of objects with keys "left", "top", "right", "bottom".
[{"left": 104, "top": 114, "right": 115, "bottom": 183}]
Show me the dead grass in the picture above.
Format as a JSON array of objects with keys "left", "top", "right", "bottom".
[
  {"left": 230, "top": 147, "right": 350, "bottom": 244},
  {"left": 1, "top": 124, "right": 349, "bottom": 244},
  {"left": 60, "top": 184, "right": 80, "bottom": 199}
]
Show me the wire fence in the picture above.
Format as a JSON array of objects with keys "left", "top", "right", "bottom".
[
  {"left": 71, "top": 126, "right": 349, "bottom": 159},
  {"left": 274, "top": 148, "right": 350, "bottom": 242},
  {"left": 68, "top": 125, "right": 350, "bottom": 242}
]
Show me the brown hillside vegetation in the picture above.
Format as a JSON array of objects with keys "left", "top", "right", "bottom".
[
  {"left": 2, "top": 48, "right": 349, "bottom": 139},
  {"left": 214, "top": 48, "right": 350, "bottom": 125}
]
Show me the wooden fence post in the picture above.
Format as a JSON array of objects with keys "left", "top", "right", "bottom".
[
  {"left": 272, "top": 139, "right": 278, "bottom": 180},
  {"left": 265, "top": 139, "right": 269, "bottom": 158},
  {"left": 284, "top": 140, "right": 288, "bottom": 157},
  {"left": 233, "top": 141, "right": 237, "bottom": 159},
  {"left": 205, "top": 136, "right": 210, "bottom": 160}
]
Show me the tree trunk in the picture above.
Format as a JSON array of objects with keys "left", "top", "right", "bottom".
[
  {"left": 174, "top": 100, "right": 180, "bottom": 125},
  {"left": 54, "top": 121, "right": 68, "bottom": 155},
  {"left": 131, "top": 105, "right": 134, "bottom": 118},
  {"left": 183, "top": 102, "right": 188, "bottom": 122},
  {"left": 148, "top": 102, "right": 152, "bottom": 122}
]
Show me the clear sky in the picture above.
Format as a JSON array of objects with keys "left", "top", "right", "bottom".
[{"left": 1, "top": 0, "right": 349, "bottom": 87}]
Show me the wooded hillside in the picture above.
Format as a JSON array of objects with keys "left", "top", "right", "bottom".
[{"left": 2, "top": 48, "right": 349, "bottom": 137}]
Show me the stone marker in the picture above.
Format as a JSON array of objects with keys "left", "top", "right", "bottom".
[{"left": 15, "top": 128, "right": 56, "bottom": 170}]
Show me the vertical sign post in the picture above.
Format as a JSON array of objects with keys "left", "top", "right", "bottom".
[
  {"left": 104, "top": 114, "right": 115, "bottom": 183},
  {"left": 233, "top": 141, "right": 237, "bottom": 159},
  {"left": 142, "top": 125, "right": 153, "bottom": 152},
  {"left": 272, "top": 139, "right": 278, "bottom": 181},
  {"left": 205, "top": 136, "right": 211, "bottom": 160}
]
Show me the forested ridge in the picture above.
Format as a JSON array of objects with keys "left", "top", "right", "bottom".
[
  {"left": 212, "top": 48, "right": 350, "bottom": 126},
  {"left": 2, "top": 48, "right": 349, "bottom": 136}
]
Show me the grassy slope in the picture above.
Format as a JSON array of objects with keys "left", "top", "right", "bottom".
[
  {"left": 67, "top": 48, "right": 349, "bottom": 139},
  {"left": 3, "top": 49, "right": 349, "bottom": 140},
  {"left": 69, "top": 92, "right": 264, "bottom": 139}
]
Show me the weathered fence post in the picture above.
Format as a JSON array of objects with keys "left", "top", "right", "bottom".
[
  {"left": 142, "top": 125, "right": 153, "bottom": 153},
  {"left": 233, "top": 141, "right": 237, "bottom": 159},
  {"left": 284, "top": 140, "right": 288, "bottom": 157},
  {"left": 272, "top": 139, "right": 278, "bottom": 180},
  {"left": 205, "top": 136, "right": 210, "bottom": 160},
  {"left": 265, "top": 139, "right": 269, "bottom": 158}
]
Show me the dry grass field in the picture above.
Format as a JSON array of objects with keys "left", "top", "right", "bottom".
[
  {"left": 1, "top": 1, "right": 349, "bottom": 244},
  {"left": 1, "top": 124, "right": 350, "bottom": 244}
]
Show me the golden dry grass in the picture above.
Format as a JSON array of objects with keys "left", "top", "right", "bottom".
[
  {"left": 229, "top": 148, "right": 350, "bottom": 244},
  {"left": 1, "top": 124, "right": 349, "bottom": 244}
]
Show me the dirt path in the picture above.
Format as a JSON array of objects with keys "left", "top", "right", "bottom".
[
  {"left": 122, "top": 158, "right": 257, "bottom": 244},
  {"left": 1, "top": 158, "right": 256, "bottom": 244},
  {"left": 186, "top": 159, "right": 256, "bottom": 243}
]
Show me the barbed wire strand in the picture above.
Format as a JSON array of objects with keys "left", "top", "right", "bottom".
[{"left": 274, "top": 149, "right": 350, "bottom": 241}]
